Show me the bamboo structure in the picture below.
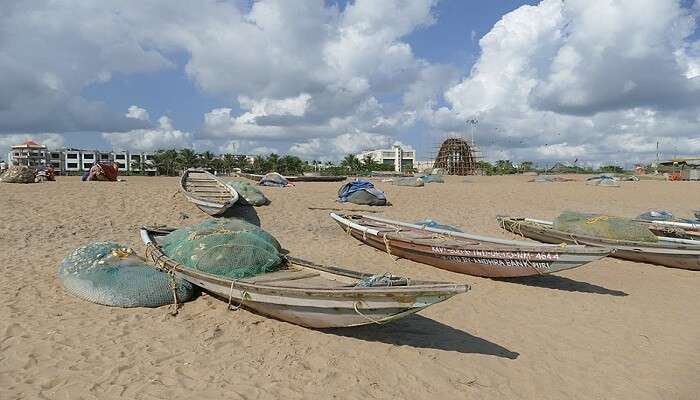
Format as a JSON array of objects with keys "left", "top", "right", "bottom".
[{"left": 433, "top": 137, "right": 481, "bottom": 175}]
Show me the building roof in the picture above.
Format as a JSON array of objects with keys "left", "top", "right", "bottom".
[{"left": 11, "top": 140, "right": 46, "bottom": 149}]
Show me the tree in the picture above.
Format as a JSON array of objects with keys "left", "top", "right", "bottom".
[
  {"left": 199, "top": 151, "right": 215, "bottom": 169},
  {"left": 152, "top": 149, "right": 179, "bottom": 176},
  {"left": 519, "top": 161, "right": 534, "bottom": 172},
  {"left": 600, "top": 165, "right": 624, "bottom": 173},
  {"left": 177, "top": 149, "right": 198, "bottom": 170},
  {"left": 265, "top": 153, "right": 280, "bottom": 172},
  {"left": 494, "top": 160, "right": 517, "bottom": 175},
  {"left": 341, "top": 154, "right": 362, "bottom": 171},
  {"left": 222, "top": 154, "right": 236, "bottom": 174},
  {"left": 277, "top": 155, "right": 305, "bottom": 175},
  {"left": 476, "top": 160, "right": 494, "bottom": 175}
]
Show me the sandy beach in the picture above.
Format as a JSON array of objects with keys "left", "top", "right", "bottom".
[{"left": 1, "top": 175, "right": 699, "bottom": 400}]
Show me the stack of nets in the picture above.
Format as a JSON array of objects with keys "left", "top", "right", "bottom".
[
  {"left": 0, "top": 166, "right": 35, "bottom": 183},
  {"left": 59, "top": 242, "right": 194, "bottom": 307},
  {"left": 553, "top": 211, "right": 657, "bottom": 242},
  {"left": 159, "top": 219, "right": 284, "bottom": 279},
  {"left": 392, "top": 177, "right": 424, "bottom": 187},
  {"left": 227, "top": 181, "right": 270, "bottom": 206}
]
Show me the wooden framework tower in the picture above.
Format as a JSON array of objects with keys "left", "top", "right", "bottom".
[{"left": 433, "top": 137, "right": 480, "bottom": 175}]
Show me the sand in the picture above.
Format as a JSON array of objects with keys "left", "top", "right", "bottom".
[{"left": 1, "top": 175, "right": 698, "bottom": 399}]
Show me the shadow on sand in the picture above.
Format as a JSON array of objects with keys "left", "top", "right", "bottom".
[
  {"left": 495, "top": 275, "right": 628, "bottom": 296},
  {"left": 326, "top": 314, "right": 519, "bottom": 359},
  {"left": 220, "top": 206, "right": 261, "bottom": 226}
]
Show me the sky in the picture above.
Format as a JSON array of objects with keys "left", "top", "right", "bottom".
[{"left": 1, "top": 0, "right": 699, "bottom": 166}]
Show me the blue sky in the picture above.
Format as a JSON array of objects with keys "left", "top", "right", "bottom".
[{"left": 1, "top": 0, "right": 699, "bottom": 165}]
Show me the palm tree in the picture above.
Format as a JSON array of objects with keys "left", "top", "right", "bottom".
[
  {"left": 199, "top": 151, "right": 215, "bottom": 169},
  {"left": 341, "top": 154, "right": 361, "bottom": 171},
  {"left": 176, "top": 149, "right": 198, "bottom": 171},
  {"left": 152, "top": 149, "right": 178, "bottom": 176},
  {"left": 222, "top": 154, "right": 236, "bottom": 174}
]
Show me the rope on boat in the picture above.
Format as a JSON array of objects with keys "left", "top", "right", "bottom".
[
  {"left": 227, "top": 281, "right": 248, "bottom": 311},
  {"left": 149, "top": 244, "right": 181, "bottom": 315},
  {"left": 353, "top": 301, "right": 384, "bottom": 325}
]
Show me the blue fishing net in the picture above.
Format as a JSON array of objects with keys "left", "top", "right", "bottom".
[
  {"left": 59, "top": 242, "right": 193, "bottom": 307},
  {"left": 159, "top": 219, "right": 283, "bottom": 279},
  {"left": 414, "top": 219, "right": 463, "bottom": 232}
]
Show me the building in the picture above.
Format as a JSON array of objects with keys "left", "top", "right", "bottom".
[
  {"left": 6, "top": 140, "right": 155, "bottom": 175},
  {"left": 7, "top": 140, "right": 47, "bottom": 167},
  {"left": 357, "top": 145, "right": 415, "bottom": 172},
  {"left": 414, "top": 160, "right": 434, "bottom": 173}
]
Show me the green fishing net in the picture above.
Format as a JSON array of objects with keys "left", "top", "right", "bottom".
[
  {"left": 227, "top": 180, "right": 270, "bottom": 206},
  {"left": 553, "top": 211, "right": 658, "bottom": 242},
  {"left": 159, "top": 219, "right": 283, "bottom": 279},
  {"left": 392, "top": 177, "right": 424, "bottom": 187},
  {"left": 58, "top": 242, "right": 194, "bottom": 307}
]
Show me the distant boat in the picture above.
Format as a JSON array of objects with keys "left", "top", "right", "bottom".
[
  {"left": 180, "top": 169, "right": 239, "bottom": 216},
  {"left": 330, "top": 213, "right": 611, "bottom": 278},
  {"left": 239, "top": 172, "right": 346, "bottom": 182},
  {"left": 140, "top": 226, "right": 467, "bottom": 328},
  {"left": 498, "top": 216, "right": 700, "bottom": 271}
]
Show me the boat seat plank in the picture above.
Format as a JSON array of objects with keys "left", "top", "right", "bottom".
[{"left": 239, "top": 269, "right": 321, "bottom": 284}]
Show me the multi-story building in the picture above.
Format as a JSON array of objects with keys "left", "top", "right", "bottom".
[
  {"left": 6, "top": 140, "right": 156, "bottom": 175},
  {"left": 7, "top": 140, "right": 47, "bottom": 167},
  {"left": 357, "top": 145, "right": 415, "bottom": 172},
  {"left": 63, "top": 149, "right": 81, "bottom": 172}
]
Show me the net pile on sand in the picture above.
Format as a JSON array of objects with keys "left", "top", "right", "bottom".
[
  {"left": 0, "top": 166, "right": 35, "bottom": 183},
  {"left": 159, "top": 219, "right": 283, "bottom": 279},
  {"left": 59, "top": 242, "right": 194, "bottom": 307},
  {"left": 227, "top": 181, "right": 270, "bottom": 206},
  {"left": 392, "top": 177, "right": 424, "bottom": 187},
  {"left": 553, "top": 211, "right": 658, "bottom": 242}
]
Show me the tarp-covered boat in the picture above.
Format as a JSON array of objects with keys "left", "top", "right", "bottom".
[
  {"left": 140, "top": 226, "right": 467, "bottom": 328},
  {"left": 498, "top": 216, "right": 700, "bottom": 270},
  {"left": 180, "top": 169, "right": 239, "bottom": 216},
  {"left": 330, "top": 213, "right": 611, "bottom": 278}
]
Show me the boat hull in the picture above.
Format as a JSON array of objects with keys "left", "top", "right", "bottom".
[
  {"left": 140, "top": 227, "right": 466, "bottom": 328},
  {"left": 500, "top": 218, "right": 700, "bottom": 271},
  {"left": 331, "top": 214, "right": 610, "bottom": 278}
]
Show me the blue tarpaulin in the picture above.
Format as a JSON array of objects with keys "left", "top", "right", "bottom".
[{"left": 337, "top": 180, "right": 386, "bottom": 204}]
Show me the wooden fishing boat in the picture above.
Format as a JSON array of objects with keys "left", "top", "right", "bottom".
[
  {"left": 238, "top": 172, "right": 346, "bottom": 182},
  {"left": 498, "top": 216, "right": 700, "bottom": 271},
  {"left": 140, "top": 226, "right": 467, "bottom": 328},
  {"left": 330, "top": 213, "right": 611, "bottom": 278},
  {"left": 180, "top": 169, "right": 239, "bottom": 216}
]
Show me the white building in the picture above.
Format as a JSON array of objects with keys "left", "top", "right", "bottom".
[
  {"left": 6, "top": 140, "right": 156, "bottom": 175},
  {"left": 7, "top": 140, "right": 47, "bottom": 167},
  {"left": 63, "top": 150, "right": 81, "bottom": 172},
  {"left": 357, "top": 145, "right": 415, "bottom": 172}
]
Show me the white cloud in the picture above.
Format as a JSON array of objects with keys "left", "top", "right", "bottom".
[
  {"left": 288, "top": 132, "right": 396, "bottom": 161},
  {"left": 437, "top": 0, "right": 700, "bottom": 164},
  {"left": 126, "top": 106, "right": 150, "bottom": 121},
  {"left": 102, "top": 114, "right": 192, "bottom": 152}
]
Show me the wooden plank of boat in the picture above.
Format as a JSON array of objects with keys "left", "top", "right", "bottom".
[
  {"left": 180, "top": 169, "right": 239, "bottom": 217},
  {"left": 139, "top": 226, "right": 467, "bottom": 328},
  {"left": 329, "top": 213, "right": 611, "bottom": 278},
  {"left": 498, "top": 216, "right": 700, "bottom": 271}
]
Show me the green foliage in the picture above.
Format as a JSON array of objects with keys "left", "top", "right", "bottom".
[{"left": 599, "top": 165, "right": 625, "bottom": 173}]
